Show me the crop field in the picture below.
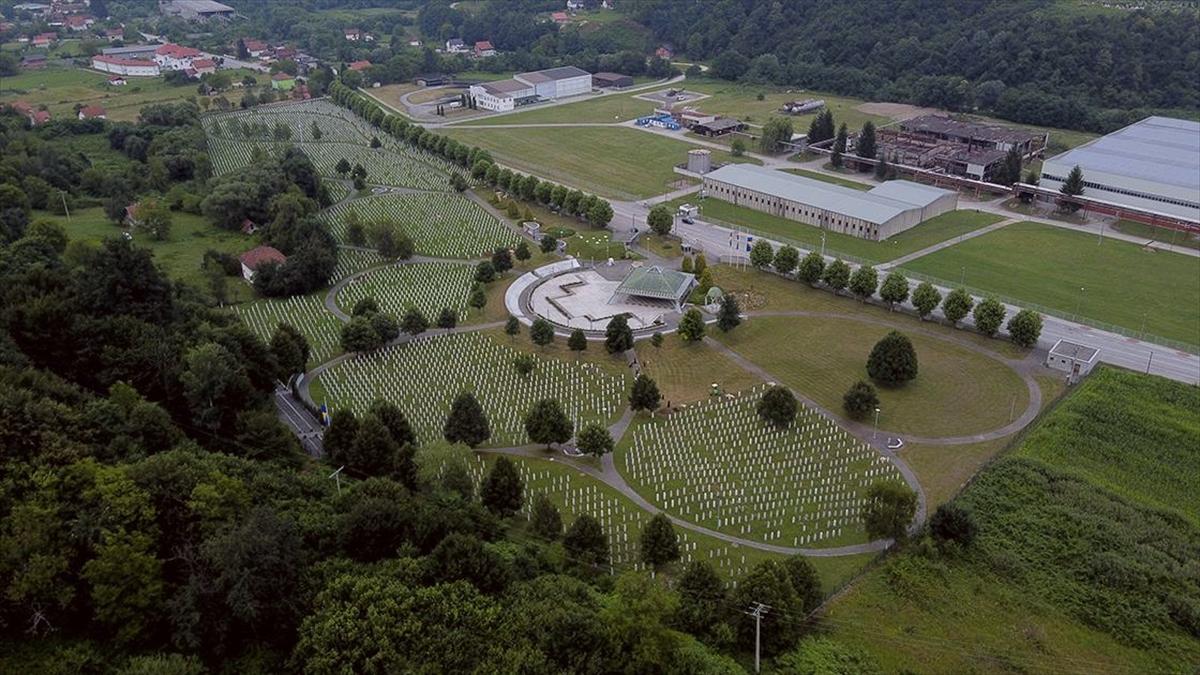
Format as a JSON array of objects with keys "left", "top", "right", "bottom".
[
  {"left": 715, "top": 316, "right": 1029, "bottom": 438},
  {"left": 335, "top": 262, "right": 476, "bottom": 320},
  {"left": 443, "top": 126, "right": 756, "bottom": 200},
  {"left": 672, "top": 195, "right": 1005, "bottom": 263},
  {"left": 819, "top": 367, "right": 1200, "bottom": 673},
  {"left": 314, "top": 331, "right": 631, "bottom": 447},
  {"left": 620, "top": 386, "right": 904, "bottom": 548},
  {"left": 324, "top": 193, "right": 520, "bottom": 258},
  {"left": 234, "top": 293, "right": 343, "bottom": 367},
  {"left": 900, "top": 220, "right": 1200, "bottom": 346}
]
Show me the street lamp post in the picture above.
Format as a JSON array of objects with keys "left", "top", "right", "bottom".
[
  {"left": 1074, "top": 286, "right": 1086, "bottom": 319},
  {"left": 872, "top": 407, "right": 881, "bottom": 440}
]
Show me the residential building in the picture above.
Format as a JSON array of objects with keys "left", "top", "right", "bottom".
[
  {"left": 445, "top": 38, "right": 467, "bottom": 53},
  {"left": 191, "top": 58, "right": 216, "bottom": 75},
  {"left": 91, "top": 54, "right": 161, "bottom": 77},
  {"left": 20, "top": 53, "right": 48, "bottom": 69},
  {"left": 78, "top": 105, "right": 106, "bottom": 120},
  {"left": 107, "top": 75, "right": 127, "bottom": 85},
  {"left": 65, "top": 14, "right": 93, "bottom": 31},
  {"left": 154, "top": 43, "right": 202, "bottom": 70},
  {"left": 474, "top": 40, "right": 495, "bottom": 58},
  {"left": 160, "top": 0, "right": 235, "bottom": 21},
  {"left": 239, "top": 246, "right": 287, "bottom": 282},
  {"left": 552, "top": 11, "right": 569, "bottom": 23},
  {"left": 32, "top": 32, "right": 57, "bottom": 48},
  {"left": 655, "top": 46, "right": 673, "bottom": 59},
  {"left": 104, "top": 28, "right": 124, "bottom": 41},
  {"left": 1039, "top": 116, "right": 1200, "bottom": 223},
  {"left": 702, "top": 164, "right": 959, "bottom": 241},
  {"left": 347, "top": 60, "right": 371, "bottom": 72},
  {"left": 242, "top": 38, "right": 268, "bottom": 57}
]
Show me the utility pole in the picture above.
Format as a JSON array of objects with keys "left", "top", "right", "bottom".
[
  {"left": 328, "top": 465, "right": 344, "bottom": 495},
  {"left": 1146, "top": 351, "right": 1154, "bottom": 375},
  {"left": 872, "top": 406, "right": 881, "bottom": 440},
  {"left": 749, "top": 602, "right": 769, "bottom": 673}
]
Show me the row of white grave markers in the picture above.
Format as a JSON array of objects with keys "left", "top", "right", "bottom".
[
  {"left": 323, "top": 192, "right": 521, "bottom": 259},
  {"left": 317, "top": 331, "right": 630, "bottom": 446},
  {"left": 624, "top": 383, "right": 903, "bottom": 547},
  {"left": 335, "top": 262, "right": 476, "bottom": 320},
  {"left": 332, "top": 248, "right": 388, "bottom": 282},
  {"left": 234, "top": 293, "right": 343, "bottom": 365}
]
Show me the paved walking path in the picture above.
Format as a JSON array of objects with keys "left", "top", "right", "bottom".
[{"left": 881, "top": 218, "right": 1018, "bottom": 269}]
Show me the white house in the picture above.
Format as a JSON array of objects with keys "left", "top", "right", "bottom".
[
  {"left": 445, "top": 38, "right": 467, "bottom": 53},
  {"left": 92, "top": 54, "right": 161, "bottom": 77},
  {"left": 154, "top": 43, "right": 202, "bottom": 70},
  {"left": 239, "top": 245, "right": 287, "bottom": 282}
]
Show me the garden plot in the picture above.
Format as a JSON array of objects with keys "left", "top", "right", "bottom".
[
  {"left": 336, "top": 262, "right": 476, "bottom": 320},
  {"left": 234, "top": 293, "right": 343, "bottom": 366},
  {"left": 324, "top": 193, "right": 520, "bottom": 259},
  {"left": 622, "top": 385, "right": 903, "bottom": 548},
  {"left": 315, "top": 331, "right": 630, "bottom": 446}
]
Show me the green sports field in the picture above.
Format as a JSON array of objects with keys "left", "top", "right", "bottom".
[
  {"left": 670, "top": 196, "right": 1005, "bottom": 263},
  {"left": 443, "top": 126, "right": 757, "bottom": 199},
  {"left": 901, "top": 220, "right": 1200, "bottom": 346}
]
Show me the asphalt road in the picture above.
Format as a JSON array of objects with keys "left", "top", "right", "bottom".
[{"left": 274, "top": 384, "right": 324, "bottom": 458}]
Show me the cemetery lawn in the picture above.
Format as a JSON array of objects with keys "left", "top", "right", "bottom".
[
  {"left": 617, "top": 390, "right": 904, "bottom": 549},
  {"left": 442, "top": 126, "right": 758, "bottom": 200},
  {"left": 634, "top": 338, "right": 761, "bottom": 404},
  {"left": 39, "top": 207, "right": 255, "bottom": 303},
  {"left": 900, "top": 220, "right": 1200, "bottom": 347},
  {"left": 714, "top": 315, "right": 1029, "bottom": 437},
  {"left": 818, "top": 367, "right": 1200, "bottom": 673},
  {"left": 670, "top": 196, "right": 1004, "bottom": 263}
]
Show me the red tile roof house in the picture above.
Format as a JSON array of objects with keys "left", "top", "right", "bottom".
[
  {"left": 32, "top": 110, "right": 51, "bottom": 125},
  {"left": 552, "top": 11, "right": 569, "bottom": 23},
  {"left": 77, "top": 104, "right": 106, "bottom": 120},
  {"left": 191, "top": 58, "right": 216, "bottom": 75},
  {"left": 347, "top": 60, "right": 371, "bottom": 72},
  {"left": 239, "top": 245, "right": 287, "bottom": 282},
  {"left": 32, "top": 32, "right": 57, "bottom": 48},
  {"left": 474, "top": 40, "right": 495, "bottom": 58}
]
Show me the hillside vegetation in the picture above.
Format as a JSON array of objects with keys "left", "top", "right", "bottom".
[{"left": 817, "top": 367, "right": 1200, "bottom": 673}]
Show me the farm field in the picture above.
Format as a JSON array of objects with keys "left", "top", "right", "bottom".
[
  {"left": 820, "top": 367, "right": 1200, "bottom": 673},
  {"left": 334, "top": 261, "right": 476, "bottom": 321},
  {"left": 633, "top": 339, "right": 761, "bottom": 404},
  {"left": 714, "top": 315, "right": 1029, "bottom": 438},
  {"left": 900, "top": 220, "right": 1200, "bottom": 347},
  {"left": 442, "top": 126, "right": 757, "bottom": 199},
  {"left": 618, "top": 387, "right": 905, "bottom": 549},
  {"left": 672, "top": 195, "right": 1005, "bottom": 263},
  {"left": 313, "top": 331, "right": 631, "bottom": 447},
  {"left": 323, "top": 193, "right": 520, "bottom": 258},
  {"left": 38, "top": 207, "right": 256, "bottom": 302}
]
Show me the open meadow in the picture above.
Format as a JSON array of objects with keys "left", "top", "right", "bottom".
[
  {"left": 900, "top": 220, "right": 1200, "bottom": 347},
  {"left": 819, "top": 367, "right": 1200, "bottom": 673},
  {"left": 443, "top": 126, "right": 755, "bottom": 199}
]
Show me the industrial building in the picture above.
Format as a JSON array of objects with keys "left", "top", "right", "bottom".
[
  {"left": 592, "top": 72, "right": 633, "bottom": 89},
  {"left": 875, "top": 114, "right": 1047, "bottom": 182},
  {"left": 1039, "top": 116, "right": 1200, "bottom": 223},
  {"left": 91, "top": 54, "right": 161, "bottom": 77},
  {"left": 702, "top": 164, "right": 958, "bottom": 240},
  {"left": 469, "top": 66, "right": 591, "bottom": 112},
  {"left": 159, "top": 0, "right": 235, "bottom": 21}
]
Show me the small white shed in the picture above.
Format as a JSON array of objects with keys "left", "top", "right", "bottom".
[{"left": 1046, "top": 340, "right": 1100, "bottom": 383}]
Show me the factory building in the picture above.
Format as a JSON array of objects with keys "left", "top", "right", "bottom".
[
  {"left": 702, "top": 164, "right": 958, "bottom": 241},
  {"left": 1039, "top": 116, "right": 1200, "bottom": 223},
  {"left": 469, "top": 66, "right": 592, "bottom": 111}
]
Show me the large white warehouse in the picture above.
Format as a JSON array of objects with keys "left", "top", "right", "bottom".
[
  {"left": 469, "top": 66, "right": 591, "bottom": 112},
  {"left": 702, "top": 164, "right": 959, "bottom": 240},
  {"left": 1040, "top": 116, "right": 1200, "bottom": 223}
]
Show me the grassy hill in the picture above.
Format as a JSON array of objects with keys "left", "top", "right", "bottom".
[{"left": 811, "top": 367, "right": 1200, "bottom": 673}]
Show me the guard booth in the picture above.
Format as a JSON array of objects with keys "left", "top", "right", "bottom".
[{"left": 1046, "top": 339, "right": 1099, "bottom": 384}]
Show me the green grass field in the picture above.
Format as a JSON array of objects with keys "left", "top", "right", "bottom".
[
  {"left": 443, "top": 126, "right": 757, "bottom": 199},
  {"left": 634, "top": 335, "right": 761, "bottom": 404},
  {"left": 820, "top": 367, "right": 1200, "bottom": 673},
  {"left": 0, "top": 65, "right": 263, "bottom": 122},
  {"left": 900, "top": 220, "right": 1200, "bottom": 346},
  {"left": 39, "top": 206, "right": 255, "bottom": 302},
  {"left": 714, "top": 315, "right": 1029, "bottom": 437},
  {"left": 463, "top": 79, "right": 891, "bottom": 130},
  {"left": 1113, "top": 219, "right": 1200, "bottom": 252},
  {"left": 672, "top": 195, "right": 1005, "bottom": 263}
]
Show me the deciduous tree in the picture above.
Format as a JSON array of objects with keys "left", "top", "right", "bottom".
[
  {"left": 576, "top": 422, "right": 613, "bottom": 458},
  {"left": 912, "top": 282, "right": 942, "bottom": 320},
  {"left": 443, "top": 391, "right": 490, "bottom": 447},
  {"left": 862, "top": 479, "right": 917, "bottom": 542},
  {"left": 1006, "top": 308, "right": 1043, "bottom": 347},
  {"left": 757, "top": 385, "right": 798, "bottom": 428},
  {"left": 605, "top": 314, "right": 633, "bottom": 353},
  {"left": 942, "top": 288, "right": 974, "bottom": 326},
  {"left": 849, "top": 264, "right": 878, "bottom": 301},
  {"left": 717, "top": 294, "right": 741, "bottom": 332},
  {"left": 639, "top": 514, "right": 681, "bottom": 570},
  {"left": 678, "top": 308, "right": 706, "bottom": 342},
  {"left": 842, "top": 380, "right": 879, "bottom": 420},
  {"left": 973, "top": 297, "right": 1006, "bottom": 337},
  {"left": 523, "top": 398, "right": 572, "bottom": 448},
  {"left": 822, "top": 258, "right": 850, "bottom": 293},
  {"left": 629, "top": 374, "right": 661, "bottom": 413},
  {"left": 867, "top": 331, "right": 918, "bottom": 386},
  {"left": 480, "top": 456, "right": 524, "bottom": 517}
]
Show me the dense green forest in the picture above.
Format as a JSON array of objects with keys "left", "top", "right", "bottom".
[{"left": 628, "top": 0, "right": 1200, "bottom": 132}]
